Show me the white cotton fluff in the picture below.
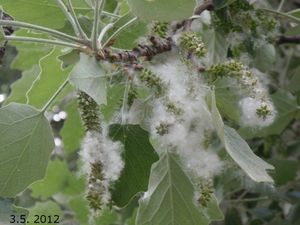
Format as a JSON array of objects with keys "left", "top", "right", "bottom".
[
  {"left": 148, "top": 56, "right": 223, "bottom": 179},
  {"left": 239, "top": 97, "right": 276, "bottom": 128},
  {"left": 80, "top": 131, "right": 124, "bottom": 182}
]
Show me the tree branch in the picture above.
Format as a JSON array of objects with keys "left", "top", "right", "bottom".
[
  {"left": 96, "top": 36, "right": 172, "bottom": 62},
  {"left": 173, "top": 0, "right": 214, "bottom": 32},
  {"left": 277, "top": 35, "right": 300, "bottom": 44}
]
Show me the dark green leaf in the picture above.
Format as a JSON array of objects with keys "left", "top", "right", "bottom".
[{"left": 109, "top": 124, "right": 159, "bottom": 207}]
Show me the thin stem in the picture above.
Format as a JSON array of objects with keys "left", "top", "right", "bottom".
[
  {"left": 41, "top": 79, "right": 69, "bottom": 112},
  {"left": 224, "top": 196, "right": 269, "bottom": 203},
  {"left": 98, "top": 23, "right": 113, "bottom": 48},
  {"left": 121, "top": 78, "right": 131, "bottom": 124},
  {"left": 55, "top": 0, "right": 81, "bottom": 37},
  {"left": 103, "top": 17, "right": 138, "bottom": 48},
  {"left": 262, "top": 8, "right": 300, "bottom": 24},
  {"left": 5, "top": 36, "right": 83, "bottom": 49},
  {"left": 0, "top": 20, "right": 86, "bottom": 45},
  {"left": 102, "top": 11, "right": 121, "bottom": 18},
  {"left": 277, "top": 0, "right": 285, "bottom": 11},
  {"left": 92, "top": 0, "right": 106, "bottom": 50},
  {"left": 66, "top": 0, "right": 89, "bottom": 40}
]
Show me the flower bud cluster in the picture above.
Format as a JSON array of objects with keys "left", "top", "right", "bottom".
[
  {"left": 139, "top": 68, "right": 166, "bottom": 96},
  {"left": 146, "top": 56, "right": 223, "bottom": 180},
  {"left": 196, "top": 181, "right": 213, "bottom": 207},
  {"left": 207, "top": 60, "right": 276, "bottom": 127},
  {"left": 152, "top": 22, "right": 169, "bottom": 38},
  {"left": 180, "top": 32, "right": 207, "bottom": 58}
]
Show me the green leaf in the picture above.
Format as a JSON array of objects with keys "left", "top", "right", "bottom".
[
  {"left": 30, "top": 159, "right": 85, "bottom": 198},
  {"left": 5, "top": 66, "right": 40, "bottom": 105},
  {"left": 25, "top": 47, "right": 72, "bottom": 109},
  {"left": 30, "top": 159, "right": 69, "bottom": 198},
  {"left": 10, "top": 30, "right": 53, "bottom": 71},
  {"left": 253, "top": 43, "right": 276, "bottom": 72},
  {"left": 213, "top": 0, "right": 237, "bottom": 9},
  {"left": 109, "top": 124, "right": 159, "bottom": 207},
  {"left": 6, "top": 47, "right": 73, "bottom": 108},
  {"left": 0, "top": 0, "right": 68, "bottom": 29},
  {"left": 287, "top": 66, "right": 300, "bottom": 93},
  {"left": 210, "top": 89, "right": 274, "bottom": 183},
  {"left": 225, "top": 208, "right": 243, "bottom": 225},
  {"left": 69, "top": 196, "right": 118, "bottom": 225},
  {"left": 289, "top": 9, "right": 300, "bottom": 18},
  {"left": 101, "top": 83, "right": 125, "bottom": 122},
  {"left": 107, "top": 12, "right": 147, "bottom": 49},
  {"left": 60, "top": 100, "right": 84, "bottom": 154},
  {"left": 127, "top": 0, "right": 196, "bottom": 22},
  {"left": 214, "top": 78, "right": 244, "bottom": 123},
  {"left": 0, "top": 103, "right": 54, "bottom": 197},
  {"left": 202, "top": 29, "right": 229, "bottom": 66},
  {"left": 26, "top": 201, "right": 62, "bottom": 225},
  {"left": 205, "top": 195, "right": 224, "bottom": 221},
  {"left": 0, "top": 198, "right": 28, "bottom": 225},
  {"left": 239, "top": 90, "right": 299, "bottom": 139},
  {"left": 269, "top": 159, "right": 299, "bottom": 186},
  {"left": 136, "top": 152, "right": 209, "bottom": 225},
  {"left": 69, "top": 53, "right": 107, "bottom": 105}
]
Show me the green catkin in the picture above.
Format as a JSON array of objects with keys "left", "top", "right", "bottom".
[
  {"left": 180, "top": 32, "right": 207, "bottom": 58},
  {"left": 127, "top": 83, "right": 138, "bottom": 107},
  {"left": 198, "top": 181, "right": 213, "bottom": 207},
  {"left": 256, "top": 103, "right": 272, "bottom": 120},
  {"left": 78, "top": 91, "right": 101, "bottom": 132},
  {"left": 78, "top": 91, "right": 104, "bottom": 213},
  {"left": 164, "top": 99, "right": 184, "bottom": 116},
  {"left": 156, "top": 122, "right": 171, "bottom": 136},
  {"left": 152, "top": 22, "right": 169, "bottom": 38},
  {"left": 207, "top": 60, "right": 244, "bottom": 80},
  {"left": 139, "top": 68, "right": 165, "bottom": 96},
  {"left": 86, "top": 162, "right": 105, "bottom": 212}
]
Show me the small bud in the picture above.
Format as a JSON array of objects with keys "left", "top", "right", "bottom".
[
  {"left": 139, "top": 69, "right": 166, "bottom": 96},
  {"left": 152, "top": 22, "right": 169, "bottom": 38},
  {"left": 180, "top": 32, "right": 207, "bottom": 58},
  {"left": 197, "top": 181, "right": 213, "bottom": 207},
  {"left": 256, "top": 103, "right": 272, "bottom": 120},
  {"left": 156, "top": 122, "right": 171, "bottom": 136}
]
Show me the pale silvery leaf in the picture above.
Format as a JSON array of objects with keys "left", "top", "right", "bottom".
[
  {"left": 69, "top": 53, "right": 107, "bottom": 105},
  {"left": 210, "top": 89, "right": 274, "bottom": 183}
]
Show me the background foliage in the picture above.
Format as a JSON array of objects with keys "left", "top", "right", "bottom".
[{"left": 0, "top": 0, "right": 300, "bottom": 225}]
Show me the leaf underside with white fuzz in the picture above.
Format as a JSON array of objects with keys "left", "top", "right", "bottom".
[
  {"left": 0, "top": 103, "right": 54, "bottom": 197},
  {"left": 136, "top": 152, "right": 209, "bottom": 225},
  {"left": 69, "top": 53, "right": 107, "bottom": 105},
  {"left": 127, "top": 0, "right": 196, "bottom": 22},
  {"left": 210, "top": 90, "right": 274, "bottom": 183},
  {"left": 109, "top": 124, "right": 159, "bottom": 207}
]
